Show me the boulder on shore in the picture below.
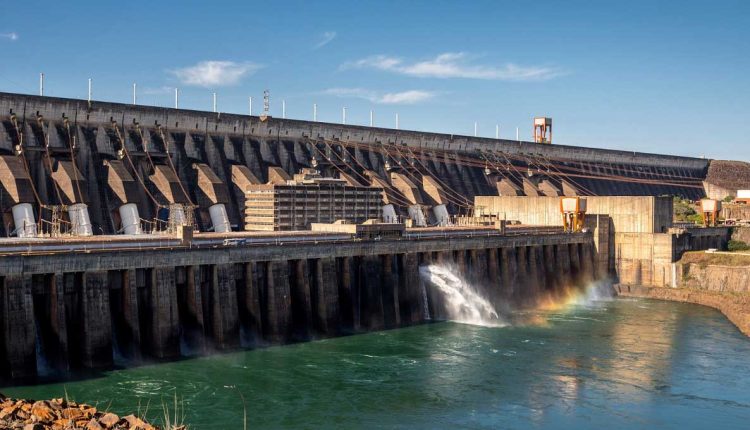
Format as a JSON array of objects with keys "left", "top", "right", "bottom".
[{"left": 0, "top": 394, "right": 180, "bottom": 430}]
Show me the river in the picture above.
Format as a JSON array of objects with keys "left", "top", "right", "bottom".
[{"left": 4, "top": 296, "right": 750, "bottom": 429}]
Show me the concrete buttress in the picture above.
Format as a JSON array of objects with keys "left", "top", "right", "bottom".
[
  {"left": 361, "top": 255, "right": 385, "bottom": 330},
  {"left": 1, "top": 275, "right": 36, "bottom": 379},
  {"left": 209, "top": 264, "right": 240, "bottom": 350},
  {"left": 238, "top": 262, "right": 263, "bottom": 345},
  {"left": 147, "top": 267, "right": 180, "bottom": 359},
  {"left": 381, "top": 255, "right": 401, "bottom": 329},
  {"left": 312, "top": 258, "right": 340, "bottom": 335},
  {"left": 264, "top": 260, "right": 292, "bottom": 342},
  {"left": 80, "top": 271, "right": 113, "bottom": 368}
]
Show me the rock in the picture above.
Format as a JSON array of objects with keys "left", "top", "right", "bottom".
[
  {"left": 30, "top": 401, "right": 55, "bottom": 422},
  {"left": 63, "top": 408, "right": 83, "bottom": 420},
  {"left": 99, "top": 412, "right": 119, "bottom": 428},
  {"left": 0, "top": 397, "right": 160, "bottom": 430},
  {"left": 86, "top": 418, "right": 105, "bottom": 430},
  {"left": 121, "top": 414, "right": 148, "bottom": 428}
]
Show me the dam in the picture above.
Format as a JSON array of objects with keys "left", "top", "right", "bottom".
[{"left": 0, "top": 92, "right": 736, "bottom": 383}]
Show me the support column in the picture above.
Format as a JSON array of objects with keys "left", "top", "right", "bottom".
[
  {"left": 290, "top": 259, "right": 313, "bottom": 340},
  {"left": 569, "top": 243, "right": 582, "bottom": 285},
  {"left": 264, "top": 260, "right": 292, "bottom": 343},
  {"left": 455, "top": 250, "right": 468, "bottom": 277},
  {"left": 121, "top": 269, "right": 142, "bottom": 359},
  {"left": 312, "top": 258, "right": 340, "bottom": 335},
  {"left": 513, "top": 246, "right": 529, "bottom": 302},
  {"left": 556, "top": 244, "right": 572, "bottom": 288},
  {"left": 147, "top": 267, "right": 180, "bottom": 359},
  {"left": 80, "top": 271, "right": 113, "bottom": 368},
  {"left": 398, "top": 253, "right": 424, "bottom": 324},
  {"left": 182, "top": 266, "right": 206, "bottom": 353},
  {"left": 500, "top": 247, "right": 515, "bottom": 301},
  {"left": 48, "top": 274, "right": 69, "bottom": 370},
  {"left": 361, "top": 255, "right": 384, "bottom": 330},
  {"left": 543, "top": 245, "right": 557, "bottom": 291},
  {"left": 1, "top": 275, "right": 36, "bottom": 379},
  {"left": 210, "top": 264, "right": 240, "bottom": 350},
  {"left": 337, "top": 257, "right": 359, "bottom": 332},
  {"left": 580, "top": 243, "right": 595, "bottom": 284},
  {"left": 381, "top": 255, "right": 401, "bottom": 329},
  {"left": 238, "top": 262, "right": 263, "bottom": 345},
  {"left": 487, "top": 248, "right": 503, "bottom": 307},
  {"left": 526, "top": 246, "right": 542, "bottom": 301}
]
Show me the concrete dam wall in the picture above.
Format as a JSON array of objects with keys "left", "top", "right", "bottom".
[
  {"left": 0, "top": 232, "right": 595, "bottom": 381},
  {"left": 0, "top": 92, "right": 709, "bottom": 237}
]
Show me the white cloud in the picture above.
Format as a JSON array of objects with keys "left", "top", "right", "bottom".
[
  {"left": 0, "top": 32, "right": 18, "bottom": 41},
  {"left": 314, "top": 31, "right": 337, "bottom": 49},
  {"left": 342, "top": 52, "right": 563, "bottom": 81},
  {"left": 142, "top": 86, "right": 174, "bottom": 95},
  {"left": 320, "top": 88, "right": 435, "bottom": 104},
  {"left": 171, "top": 60, "right": 261, "bottom": 87}
]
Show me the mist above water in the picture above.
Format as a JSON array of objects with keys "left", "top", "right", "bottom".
[
  {"left": 419, "top": 264, "right": 505, "bottom": 327},
  {"left": 419, "top": 263, "right": 613, "bottom": 328}
]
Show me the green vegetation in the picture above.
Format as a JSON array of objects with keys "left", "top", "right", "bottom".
[
  {"left": 728, "top": 240, "right": 750, "bottom": 252},
  {"left": 673, "top": 197, "right": 701, "bottom": 224},
  {"left": 724, "top": 195, "right": 735, "bottom": 203}
]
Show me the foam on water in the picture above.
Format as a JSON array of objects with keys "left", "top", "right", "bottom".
[{"left": 419, "top": 264, "right": 506, "bottom": 327}]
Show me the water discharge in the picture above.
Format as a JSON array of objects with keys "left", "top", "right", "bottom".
[{"left": 419, "top": 264, "right": 505, "bottom": 327}]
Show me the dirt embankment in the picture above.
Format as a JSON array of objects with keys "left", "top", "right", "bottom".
[{"left": 616, "top": 251, "right": 750, "bottom": 336}]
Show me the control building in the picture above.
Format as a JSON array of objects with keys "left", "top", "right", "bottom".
[{"left": 245, "top": 169, "right": 383, "bottom": 231}]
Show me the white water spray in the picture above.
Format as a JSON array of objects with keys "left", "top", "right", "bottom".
[{"left": 419, "top": 264, "right": 505, "bottom": 327}]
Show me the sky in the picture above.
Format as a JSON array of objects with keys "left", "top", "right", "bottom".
[{"left": 0, "top": 0, "right": 748, "bottom": 160}]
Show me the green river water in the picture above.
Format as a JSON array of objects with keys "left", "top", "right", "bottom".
[{"left": 4, "top": 297, "right": 750, "bottom": 429}]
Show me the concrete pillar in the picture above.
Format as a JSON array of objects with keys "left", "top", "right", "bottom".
[
  {"left": 47, "top": 274, "right": 69, "bottom": 370},
  {"left": 264, "top": 260, "right": 292, "bottom": 343},
  {"left": 580, "top": 243, "right": 595, "bottom": 284},
  {"left": 80, "top": 271, "right": 113, "bottom": 368},
  {"left": 381, "top": 254, "right": 401, "bottom": 329},
  {"left": 487, "top": 248, "right": 500, "bottom": 284},
  {"left": 500, "top": 247, "right": 516, "bottom": 301},
  {"left": 238, "top": 262, "right": 263, "bottom": 344},
  {"left": 514, "top": 247, "right": 529, "bottom": 303},
  {"left": 543, "top": 245, "right": 557, "bottom": 292},
  {"left": 455, "top": 250, "right": 468, "bottom": 277},
  {"left": 569, "top": 243, "right": 582, "bottom": 284},
  {"left": 556, "top": 244, "right": 572, "bottom": 288},
  {"left": 337, "top": 256, "right": 360, "bottom": 332},
  {"left": 181, "top": 266, "right": 206, "bottom": 353},
  {"left": 1, "top": 275, "right": 36, "bottom": 379},
  {"left": 120, "top": 269, "right": 142, "bottom": 359},
  {"left": 361, "top": 255, "right": 385, "bottom": 330},
  {"left": 312, "top": 258, "right": 339, "bottom": 335},
  {"left": 290, "top": 259, "right": 313, "bottom": 340},
  {"left": 398, "top": 253, "right": 424, "bottom": 324},
  {"left": 436, "top": 251, "right": 452, "bottom": 266},
  {"left": 527, "top": 246, "right": 542, "bottom": 300},
  {"left": 469, "top": 249, "right": 489, "bottom": 288},
  {"left": 209, "top": 264, "right": 240, "bottom": 350},
  {"left": 147, "top": 267, "right": 180, "bottom": 359},
  {"left": 487, "top": 248, "right": 503, "bottom": 307}
]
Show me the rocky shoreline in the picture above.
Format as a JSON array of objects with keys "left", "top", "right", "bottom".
[
  {"left": 614, "top": 284, "right": 750, "bottom": 336},
  {"left": 0, "top": 395, "right": 168, "bottom": 430}
]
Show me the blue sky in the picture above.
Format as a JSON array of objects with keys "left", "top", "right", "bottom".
[{"left": 1, "top": 0, "right": 748, "bottom": 160}]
